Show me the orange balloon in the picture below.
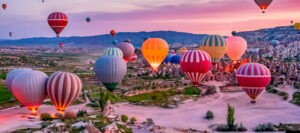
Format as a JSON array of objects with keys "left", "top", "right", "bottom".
[
  {"left": 226, "top": 36, "right": 247, "bottom": 64},
  {"left": 142, "top": 38, "right": 169, "bottom": 72}
]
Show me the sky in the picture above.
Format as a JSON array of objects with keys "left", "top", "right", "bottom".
[{"left": 0, "top": 0, "right": 299, "bottom": 39}]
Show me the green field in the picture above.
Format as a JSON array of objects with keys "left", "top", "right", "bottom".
[{"left": 0, "top": 84, "right": 12, "bottom": 104}]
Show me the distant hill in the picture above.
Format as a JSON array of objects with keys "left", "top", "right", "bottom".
[{"left": 0, "top": 31, "right": 207, "bottom": 48}]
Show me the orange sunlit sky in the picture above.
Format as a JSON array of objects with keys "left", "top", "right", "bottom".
[{"left": 0, "top": 0, "right": 299, "bottom": 39}]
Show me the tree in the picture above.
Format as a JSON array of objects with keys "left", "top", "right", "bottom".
[
  {"left": 227, "top": 104, "right": 235, "bottom": 129},
  {"left": 204, "top": 110, "right": 214, "bottom": 120},
  {"left": 98, "top": 88, "right": 109, "bottom": 111},
  {"left": 121, "top": 114, "right": 128, "bottom": 122},
  {"left": 130, "top": 117, "right": 137, "bottom": 124}
]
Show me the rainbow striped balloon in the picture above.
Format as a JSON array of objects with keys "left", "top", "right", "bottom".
[
  {"left": 103, "top": 47, "right": 123, "bottom": 58},
  {"left": 198, "top": 35, "right": 227, "bottom": 64}
]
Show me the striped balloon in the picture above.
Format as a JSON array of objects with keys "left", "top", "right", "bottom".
[
  {"left": 198, "top": 35, "right": 228, "bottom": 65},
  {"left": 236, "top": 63, "right": 271, "bottom": 103},
  {"left": 180, "top": 50, "right": 212, "bottom": 86},
  {"left": 47, "top": 71, "right": 82, "bottom": 113},
  {"left": 6, "top": 68, "right": 32, "bottom": 93},
  {"left": 103, "top": 47, "right": 123, "bottom": 58},
  {"left": 94, "top": 56, "right": 127, "bottom": 91},
  {"left": 142, "top": 38, "right": 169, "bottom": 72},
  {"left": 116, "top": 42, "right": 135, "bottom": 63},
  {"left": 11, "top": 70, "right": 48, "bottom": 114},
  {"left": 48, "top": 12, "right": 68, "bottom": 37},
  {"left": 171, "top": 55, "right": 181, "bottom": 64}
]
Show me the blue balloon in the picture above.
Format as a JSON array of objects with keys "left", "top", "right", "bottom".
[
  {"left": 171, "top": 55, "right": 181, "bottom": 64},
  {"left": 270, "top": 40, "right": 279, "bottom": 46},
  {"left": 112, "top": 40, "right": 118, "bottom": 45},
  {"left": 163, "top": 53, "right": 173, "bottom": 64}
]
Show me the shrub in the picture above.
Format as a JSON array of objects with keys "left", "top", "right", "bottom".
[
  {"left": 227, "top": 104, "right": 235, "bottom": 129},
  {"left": 267, "top": 88, "right": 278, "bottom": 94},
  {"left": 183, "top": 87, "right": 201, "bottom": 95},
  {"left": 204, "top": 110, "right": 214, "bottom": 120},
  {"left": 64, "top": 111, "right": 77, "bottom": 120},
  {"left": 255, "top": 123, "right": 276, "bottom": 132},
  {"left": 146, "top": 118, "right": 154, "bottom": 125},
  {"left": 237, "top": 123, "right": 247, "bottom": 132},
  {"left": 205, "top": 86, "right": 217, "bottom": 95},
  {"left": 40, "top": 113, "right": 52, "bottom": 121},
  {"left": 76, "top": 110, "right": 87, "bottom": 117},
  {"left": 121, "top": 114, "right": 128, "bottom": 122},
  {"left": 130, "top": 117, "right": 137, "bottom": 124},
  {"left": 293, "top": 92, "right": 300, "bottom": 101}
]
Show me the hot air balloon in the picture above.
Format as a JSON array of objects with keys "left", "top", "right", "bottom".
[
  {"left": 59, "top": 43, "right": 64, "bottom": 48},
  {"left": 254, "top": 0, "right": 273, "bottom": 13},
  {"left": 6, "top": 68, "right": 32, "bottom": 93},
  {"left": 171, "top": 55, "right": 181, "bottom": 64},
  {"left": 11, "top": 70, "right": 48, "bottom": 114},
  {"left": 198, "top": 35, "right": 228, "bottom": 65},
  {"left": 124, "top": 39, "right": 131, "bottom": 43},
  {"left": 291, "top": 20, "right": 294, "bottom": 24},
  {"left": 116, "top": 41, "right": 135, "bottom": 63},
  {"left": 130, "top": 54, "right": 137, "bottom": 62},
  {"left": 179, "top": 47, "right": 188, "bottom": 55},
  {"left": 112, "top": 40, "right": 118, "bottom": 45},
  {"left": 9, "top": 32, "right": 13, "bottom": 37},
  {"left": 48, "top": 12, "right": 68, "bottom": 37},
  {"left": 294, "top": 23, "right": 300, "bottom": 30},
  {"left": 103, "top": 47, "right": 123, "bottom": 58},
  {"left": 86, "top": 17, "right": 91, "bottom": 23},
  {"left": 270, "top": 40, "right": 279, "bottom": 47},
  {"left": 2, "top": 4, "right": 7, "bottom": 10},
  {"left": 94, "top": 56, "right": 127, "bottom": 91},
  {"left": 232, "top": 31, "right": 237, "bottom": 36},
  {"left": 142, "top": 38, "right": 169, "bottom": 72},
  {"left": 236, "top": 63, "right": 271, "bottom": 103},
  {"left": 226, "top": 36, "right": 247, "bottom": 64},
  {"left": 163, "top": 53, "right": 173, "bottom": 64},
  {"left": 169, "top": 50, "right": 176, "bottom": 54},
  {"left": 47, "top": 71, "right": 82, "bottom": 113},
  {"left": 110, "top": 30, "right": 116, "bottom": 37},
  {"left": 180, "top": 50, "right": 212, "bottom": 86}
]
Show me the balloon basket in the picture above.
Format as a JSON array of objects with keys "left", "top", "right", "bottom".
[{"left": 250, "top": 100, "right": 256, "bottom": 104}]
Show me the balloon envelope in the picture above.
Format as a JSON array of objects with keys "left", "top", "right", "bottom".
[
  {"left": 103, "top": 47, "right": 123, "bottom": 58},
  {"left": 112, "top": 40, "right": 118, "bottom": 45},
  {"left": 236, "top": 63, "right": 271, "bottom": 102},
  {"left": 179, "top": 47, "right": 188, "bottom": 55},
  {"left": 6, "top": 68, "right": 32, "bottom": 93},
  {"left": 94, "top": 56, "right": 127, "bottom": 91},
  {"left": 270, "top": 40, "right": 279, "bottom": 46},
  {"left": 198, "top": 35, "right": 228, "bottom": 64},
  {"left": 180, "top": 50, "right": 212, "bottom": 86},
  {"left": 47, "top": 71, "right": 82, "bottom": 113},
  {"left": 254, "top": 0, "right": 273, "bottom": 13},
  {"left": 116, "top": 42, "right": 135, "bottom": 63},
  {"left": 48, "top": 12, "right": 68, "bottom": 37},
  {"left": 59, "top": 43, "right": 64, "bottom": 48},
  {"left": 2, "top": 4, "right": 7, "bottom": 10},
  {"left": 142, "top": 38, "right": 169, "bottom": 72},
  {"left": 226, "top": 36, "right": 247, "bottom": 63},
  {"left": 110, "top": 30, "right": 116, "bottom": 37},
  {"left": 11, "top": 70, "right": 48, "bottom": 113},
  {"left": 86, "top": 17, "right": 91, "bottom": 23},
  {"left": 130, "top": 53, "right": 137, "bottom": 62},
  {"left": 231, "top": 31, "right": 237, "bottom": 36},
  {"left": 9, "top": 32, "right": 13, "bottom": 37},
  {"left": 163, "top": 53, "right": 173, "bottom": 64},
  {"left": 171, "top": 55, "right": 181, "bottom": 64},
  {"left": 294, "top": 23, "right": 300, "bottom": 30}
]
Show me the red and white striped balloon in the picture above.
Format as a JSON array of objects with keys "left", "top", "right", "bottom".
[
  {"left": 47, "top": 71, "right": 82, "bottom": 113},
  {"left": 236, "top": 63, "right": 271, "bottom": 103},
  {"left": 180, "top": 50, "right": 212, "bottom": 86},
  {"left": 48, "top": 12, "right": 68, "bottom": 37}
]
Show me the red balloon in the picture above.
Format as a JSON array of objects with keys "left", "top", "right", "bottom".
[
  {"left": 59, "top": 43, "right": 64, "bottom": 48},
  {"left": 110, "top": 30, "right": 116, "bottom": 37},
  {"left": 254, "top": 0, "right": 273, "bottom": 13},
  {"left": 236, "top": 63, "right": 271, "bottom": 103},
  {"left": 2, "top": 4, "right": 7, "bottom": 10},
  {"left": 180, "top": 50, "right": 212, "bottom": 86},
  {"left": 48, "top": 12, "right": 68, "bottom": 37}
]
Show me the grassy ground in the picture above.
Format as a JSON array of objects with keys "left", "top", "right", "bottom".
[{"left": 0, "top": 84, "right": 12, "bottom": 104}]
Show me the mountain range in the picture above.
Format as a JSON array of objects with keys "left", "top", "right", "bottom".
[{"left": 0, "top": 25, "right": 298, "bottom": 48}]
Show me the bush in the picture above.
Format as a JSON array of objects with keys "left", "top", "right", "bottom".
[
  {"left": 293, "top": 92, "right": 300, "bottom": 101},
  {"left": 64, "top": 111, "right": 77, "bottom": 120},
  {"left": 204, "top": 110, "right": 214, "bottom": 120},
  {"left": 121, "top": 114, "right": 128, "bottom": 122},
  {"left": 130, "top": 117, "right": 137, "bottom": 124},
  {"left": 255, "top": 123, "right": 276, "bottom": 132},
  {"left": 146, "top": 118, "right": 154, "bottom": 125},
  {"left": 76, "top": 110, "right": 87, "bottom": 117},
  {"left": 183, "top": 87, "right": 201, "bottom": 95},
  {"left": 40, "top": 113, "right": 52, "bottom": 121},
  {"left": 55, "top": 113, "right": 63, "bottom": 119},
  {"left": 227, "top": 104, "right": 235, "bottom": 129},
  {"left": 205, "top": 86, "right": 217, "bottom": 95}
]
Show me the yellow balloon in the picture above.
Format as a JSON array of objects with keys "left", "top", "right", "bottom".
[
  {"left": 294, "top": 23, "right": 300, "bottom": 30},
  {"left": 198, "top": 35, "right": 228, "bottom": 64},
  {"left": 179, "top": 47, "right": 188, "bottom": 55},
  {"left": 142, "top": 38, "right": 169, "bottom": 72}
]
